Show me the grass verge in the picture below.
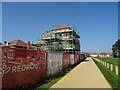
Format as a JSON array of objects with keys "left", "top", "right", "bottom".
[
  {"left": 96, "top": 57, "right": 118, "bottom": 65},
  {"left": 93, "top": 58, "right": 118, "bottom": 89},
  {"left": 35, "top": 66, "right": 75, "bottom": 89},
  {"left": 36, "top": 76, "right": 62, "bottom": 90}
]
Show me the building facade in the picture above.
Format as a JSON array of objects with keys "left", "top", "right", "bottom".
[{"left": 36, "top": 24, "right": 80, "bottom": 54}]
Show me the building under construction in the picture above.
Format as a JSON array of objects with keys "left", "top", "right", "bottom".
[{"left": 31, "top": 24, "right": 80, "bottom": 54}]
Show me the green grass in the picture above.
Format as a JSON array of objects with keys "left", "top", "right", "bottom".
[
  {"left": 36, "top": 76, "right": 63, "bottom": 90},
  {"left": 93, "top": 58, "right": 118, "bottom": 89},
  {"left": 35, "top": 66, "right": 75, "bottom": 89},
  {"left": 16, "top": 76, "right": 63, "bottom": 90},
  {"left": 96, "top": 57, "right": 118, "bottom": 65}
]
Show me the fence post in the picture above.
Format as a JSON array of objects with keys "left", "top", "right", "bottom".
[
  {"left": 101, "top": 61, "right": 103, "bottom": 64},
  {"left": 98, "top": 60, "right": 100, "bottom": 62},
  {"left": 103, "top": 61, "right": 104, "bottom": 65},
  {"left": 97, "top": 59, "right": 99, "bottom": 62},
  {"left": 107, "top": 63, "right": 109, "bottom": 69},
  {"left": 110, "top": 64, "right": 113, "bottom": 71},
  {"left": 115, "top": 66, "right": 118, "bottom": 75},
  {"left": 105, "top": 62, "right": 106, "bottom": 67},
  {"left": 107, "top": 63, "right": 108, "bottom": 68},
  {"left": 101, "top": 61, "right": 103, "bottom": 65},
  {"left": 108, "top": 63, "right": 110, "bottom": 68}
]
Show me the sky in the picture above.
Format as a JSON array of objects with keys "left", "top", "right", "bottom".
[{"left": 2, "top": 2, "right": 118, "bottom": 53}]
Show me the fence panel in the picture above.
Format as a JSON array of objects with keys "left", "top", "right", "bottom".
[
  {"left": 70, "top": 54, "right": 74, "bottom": 65},
  {"left": 46, "top": 52, "right": 63, "bottom": 77},
  {"left": 15, "top": 49, "right": 27, "bottom": 64},
  {"left": 63, "top": 53, "right": 70, "bottom": 69},
  {"left": 74, "top": 54, "right": 80, "bottom": 65},
  {"left": 1, "top": 48, "right": 46, "bottom": 88},
  {"left": 80, "top": 54, "right": 85, "bottom": 61},
  {"left": 2, "top": 48, "right": 16, "bottom": 64},
  {"left": 0, "top": 48, "right": 2, "bottom": 89}
]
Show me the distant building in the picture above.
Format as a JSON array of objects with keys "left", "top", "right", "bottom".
[
  {"left": 1, "top": 40, "right": 37, "bottom": 50},
  {"left": 40, "top": 24, "right": 80, "bottom": 53},
  {"left": 89, "top": 52, "right": 99, "bottom": 57},
  {"left": 99, "top": 52, "right": 111, "bottom": 57},
  {"left": 89, "top": 52, "right": 112, "bottom": 58},
  {"left": 82, "top": 52, "right": 90, "bottom": 57}
]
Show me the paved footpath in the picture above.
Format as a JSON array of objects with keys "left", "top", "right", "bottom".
[{"left": 50, "top": 57, "right": 112, "bottom": 88}]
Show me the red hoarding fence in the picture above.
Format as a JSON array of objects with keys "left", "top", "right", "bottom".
[{"left": 1, "top": 48, "right": 46, "bottom": 88}]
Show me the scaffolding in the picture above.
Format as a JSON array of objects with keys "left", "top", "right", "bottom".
[{"left": 40, "top": 25, "right": 80, "bottom": 54}]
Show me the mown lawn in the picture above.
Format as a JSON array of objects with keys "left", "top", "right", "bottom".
[
  {"left": 93, "top": 58, "right": 118, "bottom": 89},
  {"left": 96, "top": 57, "right": 118, "bottom": 65}
]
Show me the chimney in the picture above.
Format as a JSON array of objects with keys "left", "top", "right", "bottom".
[{"left": 27, "top": 41, "right": 30, "bottom": 50}]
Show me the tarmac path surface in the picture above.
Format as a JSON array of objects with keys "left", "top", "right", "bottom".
[{"left": 50, "top": 57, "right": 112, "bottom": 89}]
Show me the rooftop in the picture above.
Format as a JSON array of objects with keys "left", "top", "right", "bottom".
[
  {"left": 52, "top": 24, "right": 71, "bottom": 31},
  {"left": 9, "top": 40, "right": 27, "bottom": 47},
  {"left": 56, "top": 24, "right": 69, "bottom": 29}
]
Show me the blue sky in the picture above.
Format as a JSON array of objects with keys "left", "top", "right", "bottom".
[{"left": 2, "top": 2, "right": 118, "bottom": 52}]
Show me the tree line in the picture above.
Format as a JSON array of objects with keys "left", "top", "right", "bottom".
[{"left": 112, "top": 39, "right": 120, "bottom": 58}]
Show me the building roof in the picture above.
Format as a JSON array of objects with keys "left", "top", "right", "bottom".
[
  {"left": 100, "top": 52, "right": 111, "bottom": 55},
  {"left": 9, "top": 40, "right": 27, "bottom": 47},
  {"left": 106, "top": 53, "right": 112, "bottom": 55},
  {"left": 100, "top": 52, "right": 106, "bottom": 54},
  {"left": 46, "top": 24, "right": 80, "bottom": 38},
  {"left": 52, "top": 24, "right": 70, "bottom": 31},
  {"left": 56, "top": 24, "right": 68, "bottom": 29}
]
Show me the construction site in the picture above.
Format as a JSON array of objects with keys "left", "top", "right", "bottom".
[
  {"left": 0, "top": 24, "right": 84, "bottom": 89},
  {"left": 31, "top": 24, "right": 80, "bottom": 54}
]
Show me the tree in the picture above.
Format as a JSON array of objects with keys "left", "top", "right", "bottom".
[{"left": 112, "top": 39, "right": 120, "bottom": 58}]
